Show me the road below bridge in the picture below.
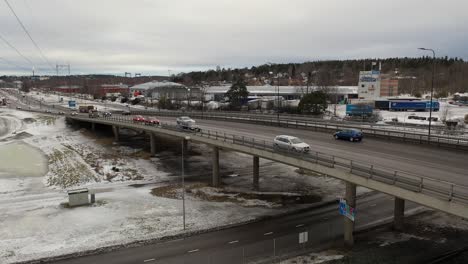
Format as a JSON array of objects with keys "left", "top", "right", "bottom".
[{"left": 49, "top": 192, "right": 421, "bottom": 264}]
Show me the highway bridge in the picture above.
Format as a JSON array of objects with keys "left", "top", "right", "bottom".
[{"left": 68, "top": 113, "right": 468, "bottom": 247}]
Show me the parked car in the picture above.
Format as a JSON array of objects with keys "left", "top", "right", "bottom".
[
  {"left": 71, "top": 112, "right": 77, "bottom": 116},
  {"left": 58, "top": 111, "right": 65, "bottom": 115},
  {"left": 133, "top": 115, "right": 146, "bottom": 123},
  {"left": 45, "top": 109, "right": 51, "bottom": 113},
  {"left": 334, "top": 129, "right": 363, "bottom": 142},
  {"left": 176, "top": 116, "right": 201, "bottom": 132},
  {"left": 145, "top": 117, "right": 160, "bottom": 126},
  {"left": 16, "top": 106, "right": 22, "bottom": 109},
  {"left": 103, "top": 112, "right": 112, "bottom": 117},
  {"left": 273, "top": 135, "right": 310, "bottom": 152},
  {"left": 407, "top": 115, "right": 417, "bottom": 120}
]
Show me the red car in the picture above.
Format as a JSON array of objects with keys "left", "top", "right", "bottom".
[
  {"left": 144, "top": 117, "right": 160, "bottom": 126},
  {"left": 132, "top": 115, "right": 146, "bottom": 123}
]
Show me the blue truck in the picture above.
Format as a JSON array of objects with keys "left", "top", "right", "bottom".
[
  {"left": 346, "top": 104, "right": 373, "bottom": 116},
  {"left": 388, "top": 101, "right": 439, "bottom": 111}
]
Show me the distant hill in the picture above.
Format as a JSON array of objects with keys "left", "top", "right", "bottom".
[{"left": 174, "top": 57, "right": 468, "bottom": 96}]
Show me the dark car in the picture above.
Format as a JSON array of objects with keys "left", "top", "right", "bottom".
[
  {"left": 334, "top": 129, "right": 363, "bottom": 142},
  {"left": 122, "top": 111, "right": 131, "bottom": 115}
]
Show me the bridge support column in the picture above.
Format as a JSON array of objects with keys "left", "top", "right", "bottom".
[
  {"left": 394, "top": 197, "right": 405, "bottom": 231},
  {"left": 212, "top": 146, "right": 220, "bottom": 187},
  {"left": 253, "top": 156, "right": 259, "bottom": 191},
  {"left": 150, "top": 133, "right": 156, "bottom": 156},
  {"left": 91, "top": 122, "right": 95, "bottom": 131},
  {"left": 344, "top": 182, "right": 356, "bottom": 247},
  {"left": 112, "top": 126, "right": 119, "bottom": 142}
]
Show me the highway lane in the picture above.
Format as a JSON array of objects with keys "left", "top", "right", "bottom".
[
  {"left": 151, "top": 116, "right": 468, "bottom": 186},
  {"left": 50, "top": 193, "right": 421, "bottom": 264}
]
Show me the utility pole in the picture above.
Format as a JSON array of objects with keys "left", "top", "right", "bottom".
[{"left": 418, "top": 48, "right": 436, "bottom": 142}]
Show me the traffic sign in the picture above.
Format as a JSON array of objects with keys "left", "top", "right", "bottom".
[
  {"left": 299, "top": 231, "right": 308, "bottom": 244},
  {"left": 339, "top": 198, "right": 355, "bottom": 221}
]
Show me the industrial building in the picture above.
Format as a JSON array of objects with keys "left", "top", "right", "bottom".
[
  {"left": 356, "top": 70, "right": 399, "bottom": 100},
  {"left": 130, "top": 80, "right": 200, "bottom": 100},
  {"left": 204, "top": 85, "right": 357, "bottom": 102}
]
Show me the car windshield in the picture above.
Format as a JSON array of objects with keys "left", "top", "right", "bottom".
[{"left": 290, "top": 138, "right": 303, "bottom": 144}]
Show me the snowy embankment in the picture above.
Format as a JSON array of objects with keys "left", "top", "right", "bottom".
[{"left": 0, "top": 108, "right": 355, "bottom": 264}]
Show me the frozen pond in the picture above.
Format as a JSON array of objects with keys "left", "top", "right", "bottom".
[{"left": 0, "top": 141, "right": 48, "bottom": 178}]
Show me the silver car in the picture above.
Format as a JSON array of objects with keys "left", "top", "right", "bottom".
[
  {"left": 176, "top": 116, "right": 201, "bottom": 132},
  {"left": 273, "top": 135, "right": 310, "bottom": 152}
]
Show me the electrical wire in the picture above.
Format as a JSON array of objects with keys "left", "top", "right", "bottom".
[
  {"left": 0, "top": 33, "right": 35, "bottom": 67},
  {"left": 4, "top": 0, "right": 55, "bottom": 71}
]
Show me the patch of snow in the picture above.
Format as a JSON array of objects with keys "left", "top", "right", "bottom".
[{"left": 282, "top": 250, "right": 344, "bottom": 264}]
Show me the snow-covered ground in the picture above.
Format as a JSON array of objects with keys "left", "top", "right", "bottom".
[
  {"left": 0, "top": 107, "right": 357, "bottom": 263},
  {"left": 330, "top": 102, "right": 468, "bottom": 126},
  {"left": 281, "top": 250, "right": 344, "bottom": 264}
]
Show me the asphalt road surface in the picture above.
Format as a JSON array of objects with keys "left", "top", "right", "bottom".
[
  {"left": 152, "top": 116, "right": 468, "bottom": 186},
  {"left": 50, "top": 193, "right": 420, "bottom": 264}
]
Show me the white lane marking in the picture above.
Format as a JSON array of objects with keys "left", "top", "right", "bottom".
[
  {"left": 188, "top": 249, "right": 200, "bottom": 253},
  {"left": 295, "top": 224, "right": 304, "bottom": 228},
  {"left": 143, "top": 258, "right": 155, "bottom": 262},
  {"left": 264, "top": 232, "right": 273, "bottom": 236},
  {"left": 370, "top": 203, "right": 377, "bottom": 207},
  {"left": 228, "top": 240, "right": 239, "bottom": 244}
]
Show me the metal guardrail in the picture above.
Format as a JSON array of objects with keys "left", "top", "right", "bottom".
[
  {"left": 70, "top": 114, "right": 468, "bottom": 207},
  {"left": 124, "top": 110, "right": 468, "bottom": 150}
]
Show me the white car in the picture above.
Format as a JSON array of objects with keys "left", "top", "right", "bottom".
[
  {"left": 273, "top": 135, "right": 310, "bottom": 153},
  {"left": 176, "top": 116, "right": 201, "bottom": 132}
]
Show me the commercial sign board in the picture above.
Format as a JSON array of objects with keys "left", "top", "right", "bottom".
[
  {"left": 339, "top": 198, "right": 355, "bottom": 221},
  {"left": 68, "top": 100, "right": 76, "bottom": 108}
]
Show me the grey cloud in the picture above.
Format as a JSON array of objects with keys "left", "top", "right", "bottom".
[{"left": 0, "top": 0, "right": 467, "bottom": 76}]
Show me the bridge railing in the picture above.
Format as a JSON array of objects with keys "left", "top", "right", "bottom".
[
  {"left": 126, "top": 109, "right": 468, "bottom": 149},
  {"left": 90, "top": 114, "right": 468, "bottom": 206}
]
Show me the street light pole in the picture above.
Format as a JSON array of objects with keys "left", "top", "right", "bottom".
[
  {"left": 418, "top": 48, "right": 436, "bottom": 141},
  {"left": 181, "top": 136, "right": 190, "bottom": 230},
  {"left": 181, "top": 139, "right": 186, "bottom": 230}
]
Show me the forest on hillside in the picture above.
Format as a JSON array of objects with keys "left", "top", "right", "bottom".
[{"left": 175, "top": 57, "right": 468, "bottom": 96}]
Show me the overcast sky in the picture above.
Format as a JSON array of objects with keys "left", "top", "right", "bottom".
[{"left": 1, "top": 0, "right": 467, "bottom": 76}]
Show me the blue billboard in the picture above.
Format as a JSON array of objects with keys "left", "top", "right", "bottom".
[{"left": 68, "top": 100, "right": 76, "bottom": 108}]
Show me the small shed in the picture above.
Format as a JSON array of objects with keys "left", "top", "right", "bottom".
[{"left": 68, "top": 188, "right": 89, "bottom": 207}]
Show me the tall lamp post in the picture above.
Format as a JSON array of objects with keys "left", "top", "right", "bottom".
[
  {"left": 181, "top": 136, "right": 190, "bottom": 230},
  {"left": 418, "top": 47, "right": 435, "bottom": 141}
]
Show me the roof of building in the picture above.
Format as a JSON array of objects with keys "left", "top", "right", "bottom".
[
  {"left": 205, "top": 85, "right": 357, "bottom": 95},
  {"left": 67, "top": 188, "right": 89, "bottom": 194},
  {"left": 130, "top": 80, "right": 185, "bottom": 90}
]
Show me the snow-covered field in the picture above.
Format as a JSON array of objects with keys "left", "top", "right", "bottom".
[
  {"left": 330, "top": 102, "right": 468, "bottom": 126},
  {"left": 0, "top": 107, "right": 357, "bottom": 263}
]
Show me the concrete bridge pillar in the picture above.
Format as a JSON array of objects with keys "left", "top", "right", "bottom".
[
  {"left": 344, "top": 182, "right": 356, "bottom": 247},
  {"left": 112, "top": 126, "right": 119, "bottom": 142},
  {"left": 253, "top": 156, "right": 259, "bottom": 191},
  {"left": 91, "top": 122, "right": 95, "bottom": 131},
  {"left": 212, "top": 146, "right": 220, "bottom": 187},
  {"left": 394, "top": 197, "right": 405, "bottom": 231},
  {"left": 150, "top": 133, "right": 156, "bottom": 156}
]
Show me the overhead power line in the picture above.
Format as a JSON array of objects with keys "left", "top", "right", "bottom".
[
  {"left": 0, "top": 32, "right": 35, "bottom": 67},
  {"left": 4, "top": 0, "right": 55, "bottom": 71}
]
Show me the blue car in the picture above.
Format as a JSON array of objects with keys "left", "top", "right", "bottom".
[{"left": 334, "top": 129, "right": 363, "bottom": 142}]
